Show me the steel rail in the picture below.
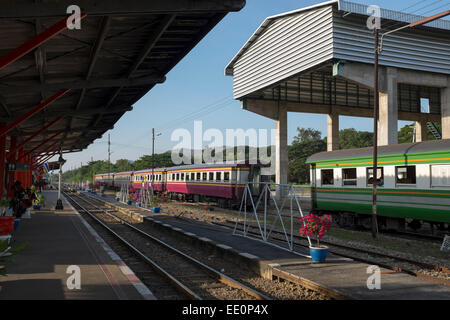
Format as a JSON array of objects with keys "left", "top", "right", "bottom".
[
  {"left": 63, "top": 191, "right": 201, "bottom": 300},
  {"left": 68, "top": 191, "right": 271, "bottom": 300}
]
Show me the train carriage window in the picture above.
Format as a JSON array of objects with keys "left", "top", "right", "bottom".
[
  {"left": 176, "top": 173, "right": 180, "bottom": 181},
  {"left": 202, "top": 172, "right": 207, "bottom": 180},
  {"left": 224, "top": 172, "right": 230, "bottom": 182},
  {"left": 209, "top": 172, "right": 214, "bottom": 181},
  {"left": 431, "top": 165, "right": 450, "bottom": 186},
  {"left": 172, "top": 174, "right": 175, "bottom": 181},
  {"left": 342, "top": 168, "right": 357, "bottom": 186},
  {"left": 321, "top": 169, "right": 334, "bottom": 185},
  {"left": 216, "top": 172, "right": 222, "bottom": 181},
  {"left": 186, "top": 173, "right": 190, "bottom": 181},
  {"left": 396, "top": 166, "right": 416, "bottom": 184},
  {"left": 181, "top": 173, "right": 184, "bottom": 181},
  {"left": 197, "top": 172, "right": 201, "bottom": 180},
  {"left": 367, "top": 167, "right": 384, "bottom": 186}
]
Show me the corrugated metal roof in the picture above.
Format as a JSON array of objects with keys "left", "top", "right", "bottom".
[
  {"left": 306, "top": 139, "right": 450, "bottom": 163},
  {"left": 0, "top": 0, "right": 245, "bottom": 156},
  {"left": 225, "top": 0, "right": 450, "bottom": 77}
]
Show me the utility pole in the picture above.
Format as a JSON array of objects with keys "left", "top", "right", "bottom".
[
  {"left": 152, "top": 128, "right": 155, "bottom": 183},
  {"left": 108, "top": 134, "right": 111, "bottom": 182},
  {"left": 151, "top": 128, "right": 161, "bottom": 188},
  {"left": 371, "top": 27, "right": 379, "bottom": 239}
]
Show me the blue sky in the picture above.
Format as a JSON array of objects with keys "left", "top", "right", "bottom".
[{"left": 59, "top": 0, "right": 450, "bottom": 170}]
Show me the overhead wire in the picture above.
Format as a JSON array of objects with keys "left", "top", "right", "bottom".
[{"left": 380, "top": 0, "right": 448, "bottom": 32}]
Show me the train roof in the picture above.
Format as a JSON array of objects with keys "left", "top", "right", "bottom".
[
  {"left": 166, "top": 162, "right": 252, "bottom": 171},
  {"left": 134, "top": 168, "right": 165, "bottom": 174},
  {"left": 307, "top": 139, "right": 450, "bottom": 163}
]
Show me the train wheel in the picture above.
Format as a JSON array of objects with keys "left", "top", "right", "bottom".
[{"left": 407, "top": 219, "right": 422, "bottom": 231}]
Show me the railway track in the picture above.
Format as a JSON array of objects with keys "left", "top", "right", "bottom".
[
  {"left": 68, "top": 189, "right": 450, "bottom": 288},
  {"left": 63, "top": 190, "right": 271, "bottom": 300}
]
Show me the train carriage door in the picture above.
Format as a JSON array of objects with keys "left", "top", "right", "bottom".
[
  {"left": 161, "top": 171, "right": 167, "bottom": 193},
  {"left": 311, "top": 164, "right": 317, "bottom": 210}
]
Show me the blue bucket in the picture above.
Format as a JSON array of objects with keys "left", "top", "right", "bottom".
[
  {"left": 115, "top": 198, "right": 120, "bottom": 202},
  {"left": 33, "top": 204, "right": 41, "bottom": 210},
  {"left": 152, "top": 207, "right": 160, "bottom": 213},
  {"left": 127, "top": 201, "right": 132, "bottom": 205},
  {"left": 13, "top": 219, "right": 20, "bottom": 230},
  {"left": 310, "top": 247, "right": 328, "bottom": 263}
]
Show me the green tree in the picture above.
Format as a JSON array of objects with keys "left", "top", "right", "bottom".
[
  {"left": 338, "top": 128, "right": 373, "bottom": 149},
  {"left": 288, "top": 128, "right": 326, "bottom": 184}
]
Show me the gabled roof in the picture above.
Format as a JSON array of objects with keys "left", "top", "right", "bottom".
[{"left": 225, "top": 0, "right": 450, "bottom": 76}]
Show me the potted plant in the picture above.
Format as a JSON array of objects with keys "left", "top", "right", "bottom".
[
  {"left": 127, "top": 195, "right": 133, "bottom": 206},
  {"left": 33, "top": 194, "right": 45, "bottom": 210},
  {"left": 0, "top": 199, "right": 9, "bottom": 216},
  {"left": 299, "top": 213, "right": 332, "bottom": 263},
  {"left": 151, "top": 197, "right": 161, "bottom": 213},
  {"left": 115, "top": 192, "right": 120, "bottom": 202}
]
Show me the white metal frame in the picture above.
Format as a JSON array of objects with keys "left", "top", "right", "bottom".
[{"left": 233, "top": 183, "right": 312, "bottom": 257}]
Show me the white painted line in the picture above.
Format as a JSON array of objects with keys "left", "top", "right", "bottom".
[
  {"left": 184, "top": 232, "right": 196, "bottom": 237},
  {"left": 199, "top": 237, "right": 212, "bottom": 242},
  {"left": 216, "top": 244, "right": 232, "bottom": 250},
  {"left": 239, "top": 252, "right": 260, "bottom": 260}
]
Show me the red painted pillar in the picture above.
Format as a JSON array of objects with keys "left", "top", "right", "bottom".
[
  {"left": 0, "top": 123, "right": 6, "bottom": 199},
  {"left": 16, "top": 147, "right": 24, "bottom": 186},
  {"left": 7, "top": 136, "right": 17, "bottom": 199},
  {"left": 27, "top": 154, "right": 32, "bottom": 188}
]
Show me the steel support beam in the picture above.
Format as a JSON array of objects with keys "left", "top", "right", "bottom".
[
  {"left": 9, "top": 116, "right": 63, "bottom": 153},
  {"left": 0, "top": 1, "right": 245, "bottom": 18},
  {"left": 0, "top": 75, "right": 165, "bottom": 94},
  {"left": 0, "top": 14, "right": 87, "bottom": 70},
  {"left": 18, "top": 133, "right": 63, "bottom": 160},
  {"left": 0, "top": 89, "right": 70, "bottom": 137}
]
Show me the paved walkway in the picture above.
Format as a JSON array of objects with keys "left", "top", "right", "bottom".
[{"left": 0, "top": 191, "right": 153, "bottom": 300}]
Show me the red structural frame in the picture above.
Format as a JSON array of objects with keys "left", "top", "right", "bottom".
[
  {"left": 9, "top": 116, "right": 64, "bottom": 155},
  {"left": 0, "top": 14, "right": 87, "bottom": 71}
]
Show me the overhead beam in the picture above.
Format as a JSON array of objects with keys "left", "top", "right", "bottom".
[
  {"left": 9, "top": 116, "right": 63, "bottom": 152},
  {"left": 0, "top": 75, "right": 165, "bottom": 94},
  {"left": 89, "top": 15, "right": 175, "bottom": 129},
  {"left": 244, "top": 98, "right": 442, "bottom": 122},
  {"left": 0, "top": 14, "right": 87, "bottom": 71},
  {"left": 0, "top": 89, "right": 70, "bottom": 137},
  {"left": 0, "top": 1, "right": 245, "bottom": 18},
  {"left": 0, "top": 105, "right": 131, "bottom": 123},
  {"left": 19, "top": 133, "right": 63, "bottom": 160},
  {"left": 13, "top": 124, "right": 112, "bottom": 137}
]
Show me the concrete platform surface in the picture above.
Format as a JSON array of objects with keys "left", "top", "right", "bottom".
[
  {"left": 90, "top": 192, "right": 450, "bottom": 300},
  {"left": 0, "top": 191, "right": 153, "bottom": 300}
]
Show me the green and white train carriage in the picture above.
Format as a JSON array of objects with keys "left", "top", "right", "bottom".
[{"left": 306, "top": 139, "right": 450, "bottom": 231}]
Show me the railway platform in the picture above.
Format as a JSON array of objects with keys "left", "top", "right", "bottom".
[
  {"left": 0, "top": 190, "right": 153, "bottom": 300},
  {"left": 88, "top": 192, "right": 450, "bottom": 300}
]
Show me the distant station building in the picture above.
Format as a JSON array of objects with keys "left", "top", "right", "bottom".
[{"left": 225, "top": 0, "right": 450, "bottom": 185}]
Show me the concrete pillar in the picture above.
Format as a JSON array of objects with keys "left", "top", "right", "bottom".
[
  {"left": 442, "top": 76, "right": 450, "bottom": 139},
  {"left": 327, "top": 112, "right": 339, "bottom": 151},
  {"left": 275, "top": 103, "right": 288, "bottom": 186},
  {"left": 415, "top": 120, "right": 428, "bottom": 142},
  {"left": 378, "top": 67, "right": 398, "bottom": 146}
]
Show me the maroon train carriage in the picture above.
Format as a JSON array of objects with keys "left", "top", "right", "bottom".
[
  {"left": 165, "top": 163, "right": 266, "bottom": 208},
  {"left": 132, "top": 168, "right": 166, "bottom": 193},
  {"left": 95, "top": 162, "right": 268, "bottom": 208}
]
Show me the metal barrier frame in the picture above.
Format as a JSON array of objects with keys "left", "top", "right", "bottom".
[{"left": 233, "top": 182, "right": 312, "bottom": 258}]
